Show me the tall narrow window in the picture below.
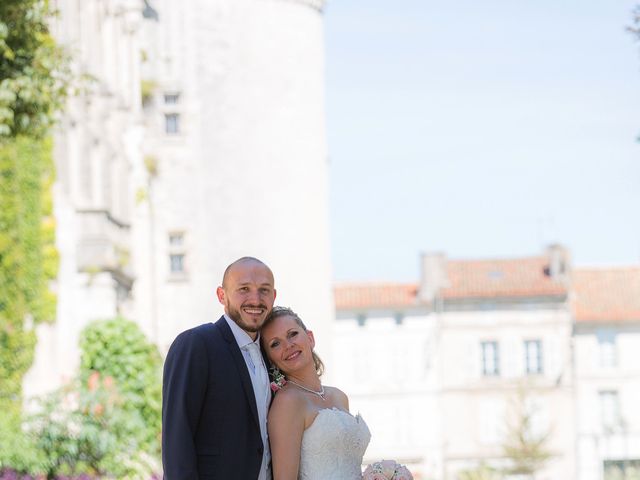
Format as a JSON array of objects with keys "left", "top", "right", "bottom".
[
  {"left": 170, "top": 254, "right": 185, "bottom": 273},
  {"left": 165, "top": 113, "right": 180, "bottom": 134},
  {"left": 599, "top": 390, "right": 620, "bottom": 432},
  {"left": 164, "top": 93, "right": 180, "bottom": 104},
  {"left": 597, "top": 329, "right": 617, "bottom": 368},
  {"left": 168, "top": 231, "right": 186, "bottom": 278},
  {"left": 481, "top": 341, "right": 500, "bottom": 376},
  {"left": 525, "top": 340, "right": 543, "bottom": 374}
]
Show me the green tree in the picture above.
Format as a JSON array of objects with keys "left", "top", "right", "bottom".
[
  {"left": 501, "top": 389, "right": 552, "bottom": 478},
  {"left": 0, "top": 136, "right": 57, "bottom": 417},
  {"left": 457, "top": 464, "right": 503, "bottom": 480},
  {"left": 0, "top": 0, "right": 68, "bottom": 471},
  {"left": 0, "top": 0, "right": 69, "bottom": 137}
]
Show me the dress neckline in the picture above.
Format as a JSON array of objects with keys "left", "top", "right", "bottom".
[{"left": 306, "top": 407, "right": 361, "bottom": 433}]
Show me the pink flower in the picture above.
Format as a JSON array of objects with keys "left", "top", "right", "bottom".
[
  {"left": 393, "top": 466, "right": 413, "bottom": 480},
  {"left": 380, "top": 460, "right": 398, "bottom": 478},
  {"left": 362, "top": 469, "right": 388, "bottom": 480},
  {"left": 87, "top": 371, "right": 100, "bottom": 391},
  {"left": 103, "top": 375, "right": 115, "bottom": 389},
  {"left": 367, "top": 474, "right": 388, "bottom": 480},
  {"left": 362, "top": 460, "right": 413, "bottom": 480}
]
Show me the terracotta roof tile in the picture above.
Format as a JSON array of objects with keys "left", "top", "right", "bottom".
[
  {"left": 334, "top": 282, "right": 418, "bottom": 310},
  {"left": 441, "top": 256, "right": 567, "bottom": 299},
  {"left": 334, "top": 256, "right": 568, "bottom": 309},
  {"left": 572, "top": 268, "right": 640, "bottom": 322}
]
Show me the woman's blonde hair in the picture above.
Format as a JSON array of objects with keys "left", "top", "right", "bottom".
[{"left": 262, "top": 306, "right": 325, "bottom": 376}]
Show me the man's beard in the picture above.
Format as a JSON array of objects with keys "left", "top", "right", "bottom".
[{"left": 227, "top": 303, "right": 268, "bottom": 333}]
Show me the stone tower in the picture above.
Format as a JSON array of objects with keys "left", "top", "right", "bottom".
[
  {"left": 133, "top": 0, "right": 333, "bottom": 353},
  {"left": 25, "top": 0, "right": 334, "bottom": 397}
]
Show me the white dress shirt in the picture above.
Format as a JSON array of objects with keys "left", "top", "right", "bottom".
[{"left": 224, "top": 315, "right": 271, "bottom": 480}]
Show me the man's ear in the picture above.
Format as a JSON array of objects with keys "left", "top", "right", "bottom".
[{"left": 216, "top": 286, "right": 226, "bottom": 305}]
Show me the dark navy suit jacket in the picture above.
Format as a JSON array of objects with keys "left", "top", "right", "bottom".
[{"left": 162, "top": 316, "right": 265, "bottom": 479}]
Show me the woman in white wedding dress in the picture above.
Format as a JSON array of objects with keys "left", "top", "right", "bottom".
[{"left": 261, "top": 306, "right": 371, "bottom": 480}]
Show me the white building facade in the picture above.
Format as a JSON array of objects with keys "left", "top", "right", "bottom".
[
  {"left": 25, "top": 0, "right": 145, "bottom": 397},
  {"left": 26, "top": 0, "right": 334, "bottom": 395},
  {"left": 334, "top": 248, "right": 640, "bottom": 480},
  {"left": 133, "top": 0, "right": 333, "bottom": 353},
  {"left": 573, "top": 268, "right": 640, "bottom": 480}
]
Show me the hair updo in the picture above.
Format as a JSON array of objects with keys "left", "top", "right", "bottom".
[{"left": 262, "top": 306, "right": 325, "bottom": 377}]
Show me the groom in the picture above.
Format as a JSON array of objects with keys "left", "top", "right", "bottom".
[{"left": 162, "top": 257, "right": 277, "bottom": 479}]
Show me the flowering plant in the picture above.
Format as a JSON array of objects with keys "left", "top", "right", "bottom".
[
  {"left": 269, "top": 367, "right": 287, "bottom": 392},
  {"left": 362, "top": 460, "right": 413, "bottom": 480}
]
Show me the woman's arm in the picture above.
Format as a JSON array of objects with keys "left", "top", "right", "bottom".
[{"left": 268, "top": 391, "right": 306, "bottom": 480}]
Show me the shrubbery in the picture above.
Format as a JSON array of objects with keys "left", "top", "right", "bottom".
[{"left": 0, "top": 317, "right": 162, "bottom": 479}]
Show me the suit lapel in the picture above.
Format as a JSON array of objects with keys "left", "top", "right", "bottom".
[{"left": 215, "top": 317, "right": 261, "bottom": 431}]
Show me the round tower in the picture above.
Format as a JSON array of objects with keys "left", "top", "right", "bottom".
[{"left": 134, "top": 0, "right": 334, "bottom": 356}]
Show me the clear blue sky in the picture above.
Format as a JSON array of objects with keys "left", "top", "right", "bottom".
[{"left": 325, "top": 0, "right": 640, "bottom": 281}]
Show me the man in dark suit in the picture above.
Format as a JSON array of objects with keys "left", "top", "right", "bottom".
[{"left": 162, "top": 257, "right": 277, "bottom": 479}]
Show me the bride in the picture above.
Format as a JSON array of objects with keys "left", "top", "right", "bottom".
[{"left": 261, "top": 306, "right": 371, "bottom": 480}]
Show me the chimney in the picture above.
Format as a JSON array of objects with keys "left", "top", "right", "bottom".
[
  {"left": 546, "top": 244, "right": 570, "bottom": 281},
  {"left": 418, "top": 252, "right": 447, "bottom": 303}
]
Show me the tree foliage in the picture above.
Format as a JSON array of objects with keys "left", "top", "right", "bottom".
[
  {"left": 0, "top": 136, "right": 57, "bottom": 413},
  {"left": 501, "top": 389, "right": 552, "bottom": 477},
  {"left": 0, "top": 0, "right": 66, "bottom": 465},
  {"left": 457, "top": 464, "right": 502, "bottom": 480},
  {"left": 0, "top": 0, "right": 69, "bottom": 138}
]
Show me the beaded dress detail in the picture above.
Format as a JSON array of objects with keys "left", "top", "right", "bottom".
[{"left": 298, "top": 408, "right": 371, "bottom": 480}]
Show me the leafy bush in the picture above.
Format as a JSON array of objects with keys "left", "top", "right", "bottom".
[
  {"left": 78, "top": 317, "right": 162, "bottom": 457},
  {"left": 0, "top": 408, "right": 47, "bottom": 475},
  {"left": 0, "top": 317, "right": 162, "bottom": 478},
  {"left": 27, "top": 375, "right": 147, "bottom": 478}
]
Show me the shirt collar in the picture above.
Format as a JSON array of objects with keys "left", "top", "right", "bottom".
[{"left": 224, "top": 314, "right": 261, "bottom": 349}]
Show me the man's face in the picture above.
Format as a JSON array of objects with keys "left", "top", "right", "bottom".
[{"left": 216, "top": 261, "right": 276, "bottom": 338}]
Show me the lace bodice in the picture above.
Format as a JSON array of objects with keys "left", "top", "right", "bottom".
[{"left": 298, "top": 408, "right": 371, "bottom": 480}]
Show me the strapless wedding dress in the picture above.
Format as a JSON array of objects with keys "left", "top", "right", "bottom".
[{"left": 298, "top": 407, "right": 371, "bottom": 480}]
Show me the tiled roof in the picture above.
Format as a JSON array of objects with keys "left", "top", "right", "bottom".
[
  {"left": 334, "top": 262, "right": 640, "bottom": 324},
  {"left": 334, "top": 255, "right": 567, "bottom": 310},
  {"left": 572, "top": 268, "right": 640, "bottom": 323},
  {"left": 334, "top": 282, "right": 418, "bottom": 310},
  {"left": 441, "top": 256, "right": 567, "bottom": 299}
]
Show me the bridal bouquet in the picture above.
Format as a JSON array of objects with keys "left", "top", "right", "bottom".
[{"left": 362, "top": 460, "right": 413, "bottom": 480}]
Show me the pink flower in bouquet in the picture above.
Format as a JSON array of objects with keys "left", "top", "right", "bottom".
[
  {"left": 380, "top": 460, "right": 399, "bottom": 478},
  {"left": 362, "top": 465, "right": 388, "bottom": 480},
  {"left": 393, "top": 466, "right": 413, "bottom": 480},
  {"left": 362, "top": 460, "right": 413, "bottom": 480}
]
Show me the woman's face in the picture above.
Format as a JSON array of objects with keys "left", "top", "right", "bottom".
[{"left": 262, "top": 314, "right": 315, "bottom": 374}]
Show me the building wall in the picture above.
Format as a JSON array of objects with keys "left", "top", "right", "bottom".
[
  {"left": 575, "top": 323, "right": 640, "bottom": 480},
  {"left": 133, "top": 0, "right": 334, "bottom": 355},
  {"left": 24, "top": 0, "right": 144, "bottom": 398},
  {"left": 333, "top": 312, "right": 441, "bottom": 479},
  {"left": 438, "top": 307, "right": 575, "bottom": 480},
  {"left": 26, "top": 0, "right": 334, "bottom": 395}
]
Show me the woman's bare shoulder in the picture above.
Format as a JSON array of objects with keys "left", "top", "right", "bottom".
[
  {"left": 270, "top": 383, "right": 308, "bottom": 412},
  {"left": 324, "top": 385, "right": 349, "bottom": 410}
]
